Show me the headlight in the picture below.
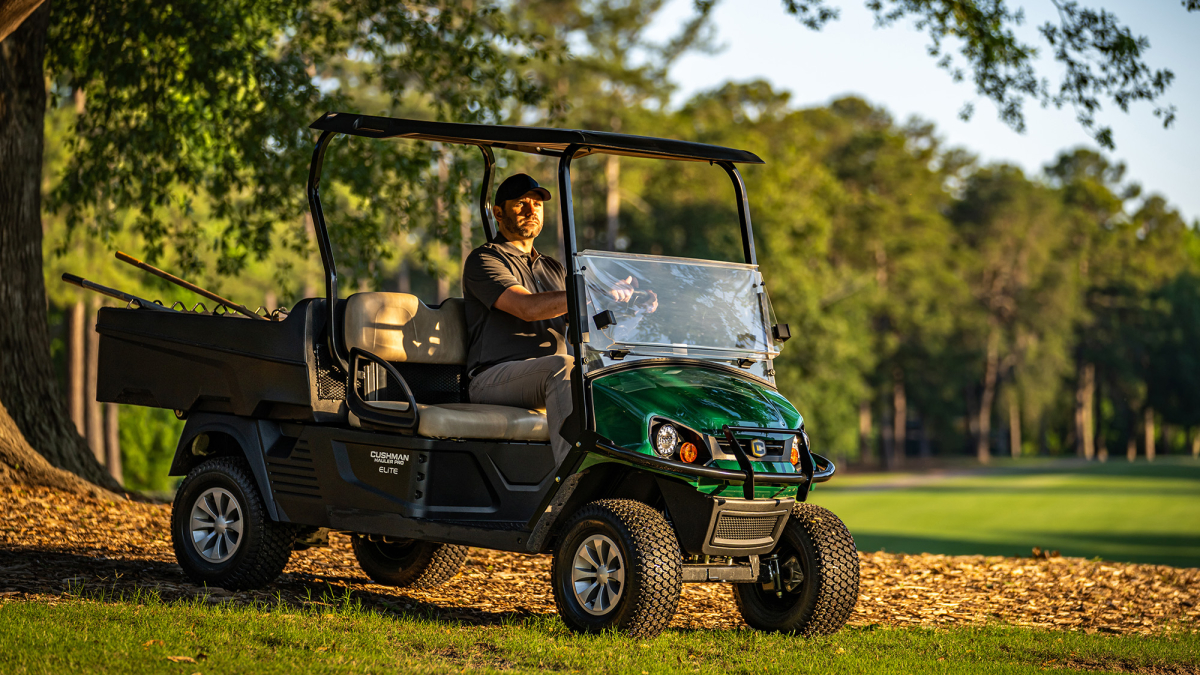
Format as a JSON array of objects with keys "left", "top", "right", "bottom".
[
  {"left": 792, "top": 430, "right": 810, "bottom": 466},
  {"left": 654, "top": 424, "right": 679, "bottom": 458}
]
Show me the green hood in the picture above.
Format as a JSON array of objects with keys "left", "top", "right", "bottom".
[{"left": 591, "top": 365, "right": 802, "bottom": 454}]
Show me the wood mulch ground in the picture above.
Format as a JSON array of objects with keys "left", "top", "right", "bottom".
[{"left": 0, "top": 485, "right": 1196, "bottom": 634}]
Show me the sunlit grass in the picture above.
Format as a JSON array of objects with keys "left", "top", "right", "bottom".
[
  {"left": 811, "top": 457, "right": 1200, "bottom": 566},
  {"left": 1, "top": 594, "right": 1197, "bottom": 674}
]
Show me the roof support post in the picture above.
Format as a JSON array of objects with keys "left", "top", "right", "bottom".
[
  {"left": 477, "top": 145, "right": 499, "bottom": 242},
  {"left": 307, "top": 130, "right": 348, "bottom": 369},
  {"left": 718, "top": 161, "right": 757, "bottom": 266},
  {"left": 557, "top": 144, "right": 591, "bottom": 444}
]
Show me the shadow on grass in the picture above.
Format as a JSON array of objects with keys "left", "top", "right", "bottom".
[
  {"left": 0, "top": 547, "right": 554, "bottom": 627},
  {"left": 851, "top": 531, "right": 1200, "bottom": 567}
]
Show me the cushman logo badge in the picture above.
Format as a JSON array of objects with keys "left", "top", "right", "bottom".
[{"left": 749, "top": 439, "right": 767, "bottom": 458}]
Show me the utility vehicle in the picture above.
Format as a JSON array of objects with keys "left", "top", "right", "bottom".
[{"left": 93, "top": 113, "right": 860, "bottom": 638}]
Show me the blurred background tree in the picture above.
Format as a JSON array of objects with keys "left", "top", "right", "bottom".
[{"left": 2, "top": 0, "right": 1198, "bottom": 491}]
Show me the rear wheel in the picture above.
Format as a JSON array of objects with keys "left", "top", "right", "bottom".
[
  {"left": 171, "top": 457, "right": 297, "bottom": 591},
  {"left": 350, "top": 536, "right": 467, "bottom": 589},
  {"left": 732, "top": 503, "right": 859, "bottom": 635},
  {"left": 552, "top": 499, "right": 682, "bottom": 638}
]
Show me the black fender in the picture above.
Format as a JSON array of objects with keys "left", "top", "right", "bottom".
[
  {"left": 169, "top": 412, "right": 282, "bottom": 521},
  {"left": 529, "top": 462, "right": 666, "bottom": 553}
]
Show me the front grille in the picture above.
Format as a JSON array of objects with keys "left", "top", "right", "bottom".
[
  {"left": 712, "top": 512, "right": 782, "bottom": 547},
  {"left": 717, "top": 438, "right": 787, "bottom": 458}
]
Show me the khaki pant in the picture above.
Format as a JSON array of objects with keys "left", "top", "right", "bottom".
[{"left": 468, "top": 354, "right": 574, "bottom": 463}]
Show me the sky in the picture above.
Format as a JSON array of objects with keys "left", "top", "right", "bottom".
[{"left": 644, "top": 0, "right": 1199, "bottom": 223}]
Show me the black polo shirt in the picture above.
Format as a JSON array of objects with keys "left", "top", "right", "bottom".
[{"left": 462, "top": 237, "right": 567, "bottom": 374}]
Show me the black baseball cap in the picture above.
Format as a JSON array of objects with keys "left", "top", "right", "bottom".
[{"left": 494, "top": 173, "right": 552, "bottom": 205}]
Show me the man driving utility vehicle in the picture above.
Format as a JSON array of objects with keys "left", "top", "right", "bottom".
[{"left": 462, "top": 173, "right": 652, "bottom": 462}]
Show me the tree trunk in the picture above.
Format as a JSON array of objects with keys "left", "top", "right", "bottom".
[
  {"left": 857, "top": 399, "right": 872, "bottom": 464},
  {"left": 1008, "top": 392, "right": 1021, "bottom": 458},
  {"left": 460, "top": 199, "right": 472, "bottom": 273},
  {"left": 0, "top": 4, "right": 119, "bottom": 490},
  {"left": 0, "top": 0, "right": 44, "bottom": 43},
  {"left": 67, "top": 300, "right": 85, "bottom": 435},
  {"left": 892, "top": 367, "right": 905, "bottom": 469},
  {"left": 605, "top": 153, "right": 620, "bottom": 250},
  {"left": 1075, "top": 362, "right": 1095, "bottom": 459},
  {"left": 1126, "top": 434, "right": 1136, "bottom": 462},
  {"left": 1144, "top": 407, "right": 1155, "bottom": 462},
  {"left": 85, "top": 297, "right": 104, "bottom": 463},
  {"left": 1191, "top": 428, "right": 1199, "bottom": 459},
  {"left": 966, "top": 385, "right": 980, "bottom": 453},
  {"left": 0, "top": 400, "right": 112, "bottom": 496},
  {"left": 104, "top": 403, "right": 120, "bottom": 484},
  {"left": 397, "top": 259, "right": 411, "bottom": 294},
  {"left": 880, "top": 413, "right": 894, "bottom": 471},
  {"left": 976, "top": 326, "right": 999, "bottom": 464}
]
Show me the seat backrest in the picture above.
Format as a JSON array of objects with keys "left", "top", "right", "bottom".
[
  {"left": 344, "top": 293, "right": 469, "bottom": 404},
  {"left": 344, "top": 292, "right": 467, "bottom": 364}
]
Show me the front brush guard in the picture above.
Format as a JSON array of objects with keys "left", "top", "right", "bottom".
[{"left": 583, "top": 428, "right": 835, "bottom": 500}]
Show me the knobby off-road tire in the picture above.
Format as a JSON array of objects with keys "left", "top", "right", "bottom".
[
  {"left": 171, "top": 457, "right": 297, "bottom": 591},
  {"left": 350, "top": 536, "right": 468, "bottom": 589},
  {"left": 732, "top": 502, "right": 859, "bottom": 635},
  {"left": 552, "top": 499, "right": 683, "bottom": 638}
]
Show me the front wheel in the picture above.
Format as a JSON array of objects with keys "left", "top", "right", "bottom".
[
  {"left": 732, "top": 502, "right": 859, "bottom": 635},
  {"left": 551, "top": 499, "right": 682, "bottom": 638}
]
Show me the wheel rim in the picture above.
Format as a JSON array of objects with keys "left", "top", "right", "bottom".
[
  {"left": 189, "top": 487, "right": 243, "bottom": 562},
  {"left": 571, "top": 534, "right": 625, "bottom": 616}
]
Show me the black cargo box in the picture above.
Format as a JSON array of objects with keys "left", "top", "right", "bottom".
[{"left": 96, "top": 300, "right": 329, "bottom": 420}]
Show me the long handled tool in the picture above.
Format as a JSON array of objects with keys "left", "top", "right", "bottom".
[
  {"left": 61, "top": 273, "right": 171, "bottom": 311},
  {"left": 115, "top": 251, "right": 267, "bottom": 321}
]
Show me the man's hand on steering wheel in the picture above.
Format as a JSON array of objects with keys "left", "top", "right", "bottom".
[{"left": 610, "top": 276, "right": 658, "bottom": 313}]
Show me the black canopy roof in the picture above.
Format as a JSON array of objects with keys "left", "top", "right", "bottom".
[{"left": 309, "top": 112, "right": 764, "bottom": 165}]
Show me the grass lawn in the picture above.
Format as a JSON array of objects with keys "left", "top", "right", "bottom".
[
  {"left": 2, "top": 597, "right": 1198, "bottom": 675},
  {"left": 809, "top": 457, "right": 1200, "bottom": 567}
]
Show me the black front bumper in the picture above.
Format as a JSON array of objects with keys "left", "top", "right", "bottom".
[
  {"left": 658, "top": 477, "right": 793, "bottom": 556},
  {"left": 588, "top": 431, "right": 835, "bottom": 499}
]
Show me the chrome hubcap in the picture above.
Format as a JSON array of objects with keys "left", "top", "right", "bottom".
[
  {"left": 190, "top": 487, "right": 243, "bottom": 562},
  {"left": 571, "top": 534, "right": 625, "bottom": 615}
]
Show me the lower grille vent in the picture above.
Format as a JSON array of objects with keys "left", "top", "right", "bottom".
[{"left": 711, "top": 512, "right": 782, "bottom": 547}]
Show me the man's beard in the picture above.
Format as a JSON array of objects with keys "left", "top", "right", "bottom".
[
  {"left": 515, "top": 221, "right": 540, "bottom": 237},
  {"left": 506, "top": 218, "right": 541, "bottom": 239}
]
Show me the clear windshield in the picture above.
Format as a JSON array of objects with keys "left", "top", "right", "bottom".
[{"left": 580, "top": 251, "right": 781, "bottom": 362}]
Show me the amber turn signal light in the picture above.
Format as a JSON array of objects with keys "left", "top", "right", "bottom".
[
  {"left": 679, "top": 442, "right": 698, "bottom": 463},
  {"left": 790, "top": 444, "right": 800, "bottom": 466}
]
